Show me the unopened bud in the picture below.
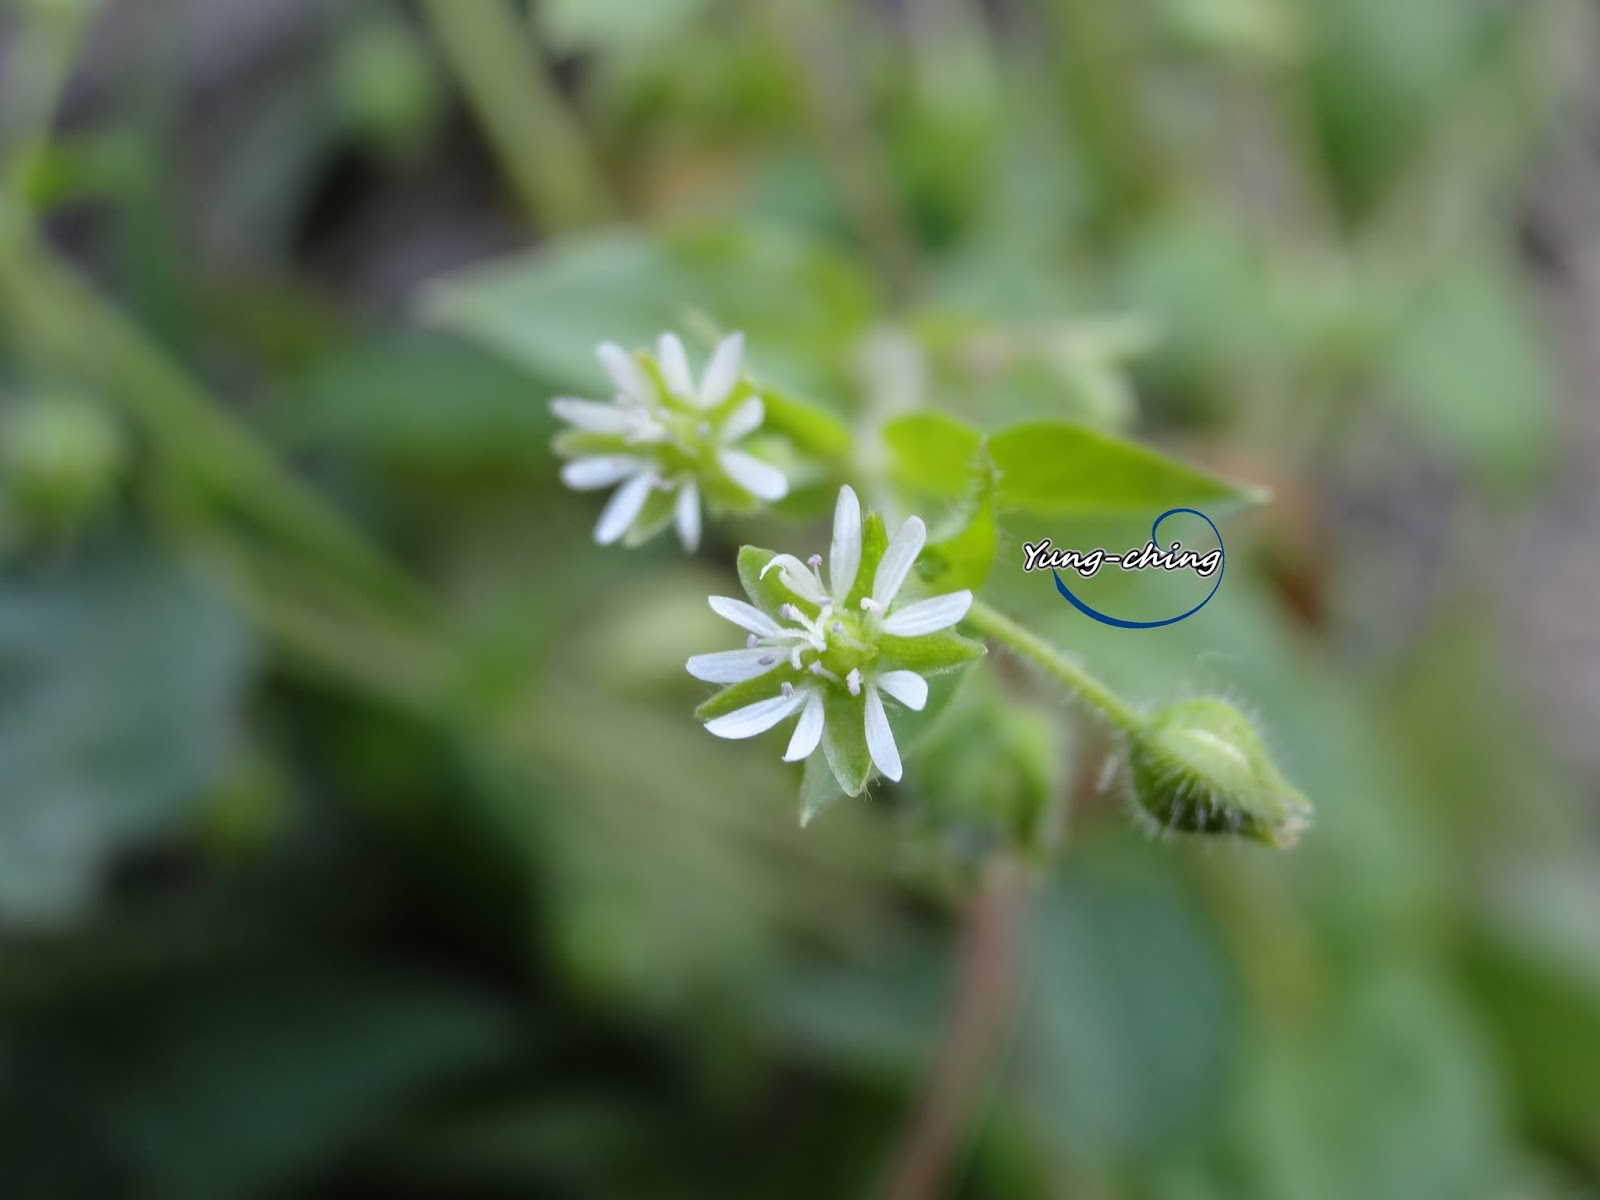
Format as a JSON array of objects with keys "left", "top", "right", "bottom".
[{"left": 1128, "top": 697, "right": 1311, "bottom": 848}]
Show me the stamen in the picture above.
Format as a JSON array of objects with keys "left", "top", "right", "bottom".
[
  {"left": 807, "top": 553, "right": 823, "bottom": 568},
  {"left": 758, "top": 655, "right": 777, "bottom": 666},
  {"left": 779, "top": 603, "right": 797, "bottom": 621},
  {"left": 780, "top": 681, "right": 795, "bottom": 698},
  {"left": 808, "top": 661, "right": 840, "bottom": 684},
  {"left": 860, "top": 596, "right": 884, "bottom": 614},
  {"left": 747, "top": 634, "right": 759, "bottom": 649},
  {"left": 846, "top": 668, "right": 862, "bottom": 697}
]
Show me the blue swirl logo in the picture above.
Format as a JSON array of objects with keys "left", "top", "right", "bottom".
[{"left": 1021, "top": 508, "right": 1225, "bottom": 629}]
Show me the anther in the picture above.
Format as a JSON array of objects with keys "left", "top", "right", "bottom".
[
  {"left": 747, "top": 634, "right": 759, "bottom": 649},
  {"left": 758, "top": 655, "right": 777, "bottom": 666},
  {"left": 780, "top": 681, "right": 795, "bottom": 698}
]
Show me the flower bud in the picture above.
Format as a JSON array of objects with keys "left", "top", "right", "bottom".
[{"left": 1128, "top": 697, "right": 1311, "bottom": 848}]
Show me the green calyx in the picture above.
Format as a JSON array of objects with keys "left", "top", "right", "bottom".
[{"left": 1128, "top": 697, "right": 1312, "bottom": 848}]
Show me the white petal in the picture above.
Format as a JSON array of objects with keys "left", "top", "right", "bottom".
[
  {"left": 560, "top": 455, "right": 642, "bottom": 490},
  {"left": 759, "top": 553, "right": 829, "bottom": 605},
  {"left": 872, "top": 515, "right": 926, "bottom": 608},
  {"left": 596, "top": 342, "right": 655, "bottom": 406},
  {"left": 699, "top": 331, "right": 744, "bottom": 408},
  {"left": 657, "top": 333, "right": 693, "bottom": 398},
  {"left": 874, "top": 670, "right": 929, "bottom": 711},
  {"left": 718, "top": 449, "right": 788, "bottom": 501},
  {"left": 708, "top": 595, "right": 783, "bottom": 638},
  {"left": 719, "top": 396, "right": 765, "bottom": 443},
  {"left": 686, "top": 647, "right": 784, "bottom": 684},
  {"left": 703, "top": 689, "right": 806, "bottom": 739},
  {"left": 674, "top": 479, "right": 701, "bottom": 553},
  {"left": 863, "top": 685, "right": 902, "bottom": 782},
  {"left": 829, "top": 485, "right": 862, "bottom": 604},
  {"left": 783, "top": 690, "right": 826, "bottom": 761},
  {"left": 880, "top": 590, "right": 973, "bottom": 637},
  {"left": 593, "top": 471, "right": 655, "bottom": 545},
  {"left": 551, "top": 397, "right": 638, "bottom": 434}
]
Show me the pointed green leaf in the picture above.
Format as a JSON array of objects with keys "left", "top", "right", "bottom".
[
  {"left": 761, "top": 389, "right": 853, "bottom": 460},
  {"left": 883, "top": 412, "right": 985, "bottom": 499},
  {"left": 914, "top": 473, "right": 997, "bottom": 596},
  {"left": 989, "top": 421, "right": 1261, "bottom": 517}
]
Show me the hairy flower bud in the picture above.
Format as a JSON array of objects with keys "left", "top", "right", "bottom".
[{"left": 1128, "top": 697, "right": 1311, "bottom": 848}]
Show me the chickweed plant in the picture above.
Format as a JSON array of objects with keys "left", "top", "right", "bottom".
[{"left": 555, "top": 332, "right": 1310, "bottom": 844}]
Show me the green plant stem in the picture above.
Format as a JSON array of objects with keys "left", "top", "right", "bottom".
[
  {"left": 965, "top": 599, "right": 1141, "bottom": 734},
  {"left": 419, "top": 0, "right": 613, "bottom": 231}
]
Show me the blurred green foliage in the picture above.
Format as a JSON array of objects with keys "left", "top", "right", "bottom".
[{"left": 1, "top": 0, "right": 1599, "bottom": 1197}]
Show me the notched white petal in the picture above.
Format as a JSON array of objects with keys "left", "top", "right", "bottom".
[
  {"left": 699, "top": 331, "right": 745, "bottom": 408},
  {"left": 596, "top": 342, "right": 655, "bottom": 407},
  {"left": 873, "top": 515, "right": 926, "bottom": 608},
  {"left": 830, "top": 485, "right": 862, "bottom": 604},
  {"left": 718, "top": 449, "right": 788, "bottom": 501},
  {"left": 658, "top": 333, "right": 694, "bottom": 398},
  {"left": 703, "top": 689, "right": 806, "bottom": 739},
  {"left": 708, "top": 595, "right": 783, "bottom": 638},
  {"left": 783, "top": 690, "right": 826, "bottom": 761},
  {"left": 874, "top": 670, "right": 929, "bottom": 711},
  {"left": 863, "top": 685, "right": 903, "bottom": 781},
  {"left": 720, "top": 396, "right": 765, "bottom": 443},
  {"left": 551, "top": 397, "right": 638, "bottom": 435},
  {"left": 686, "top": 647, "right": 785, "bottom": 683},
  {"left": 674, "top": 479, "right": 701, "bottom": 553},
  {"left": 593, "top": 471, "right": 655, "bottom": 545},
  {"left": 880, "top": 590, "right": 973, "bottom": 637},
  {"left": 560, "top": 455, "right": 641, "bottom": 490}
]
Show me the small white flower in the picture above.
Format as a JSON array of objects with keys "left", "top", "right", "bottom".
[
  {"left": 689, "top": 486, "right": 981, "bottom": 805},
  {"left": 552, "top": 332, "right": 789, "bottom": 552}
]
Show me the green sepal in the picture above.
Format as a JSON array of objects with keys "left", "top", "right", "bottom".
[
  {"left": 736, "top": 545, "right": 804, "bottom": 619},
  {"left": 876, "top": 628, "right": 986, "bottom": 676},
  {"left": 799, "top": 752, "right": 847, "bottom": 826},
  {"left": 621, "top": 485, "right": 676, "bottom": 547},
  {"left": 821, "top": 687, "right": 871, "bottom": 796},
  {"left": 553, "top": 429, "right": 631, "bottom": 457},
  {"left": 693, "top": 665, "right": 805, "bottom": 721},
  {"left": 843, "top": 512, "right": 888, "bottom": 610}
]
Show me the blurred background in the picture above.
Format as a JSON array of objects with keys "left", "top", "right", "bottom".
[{"left": 3, "top": 0, "right": 1600, "bottom": 1196}]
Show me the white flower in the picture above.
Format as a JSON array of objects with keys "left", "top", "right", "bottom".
[
  {"left": 688, "top": 486, "right": 981, "bottom": 802},
  {"left": 553, "top": 332, "right": 789, "bottom": 552}
]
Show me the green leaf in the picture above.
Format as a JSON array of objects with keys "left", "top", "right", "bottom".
[
  {"left": 427, "top": 227, "right": 879, "bottom": 401},
  {"left": 760, "top": 389, "right": 853, "bottom": 460},
  {"left": 913, "top": 473, "right": 998, "bottom": 596},
  {"left": 799, "top": 752, "right": 846, "bottom": 826},
  {"left": 821, "top": 688, "right": 871, "bottom": 797},
  {"left": 882, "top": 411, "right": 985, "bottom": 499},
  {"left": 876, "top": 629, "right": 986, "bottom": 677},
  {"left": 0, "top": 541, "right": 254, "bottom": 924},
  {"left": 988, "top": 420, "right": 1261, "bottom": 517}
]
